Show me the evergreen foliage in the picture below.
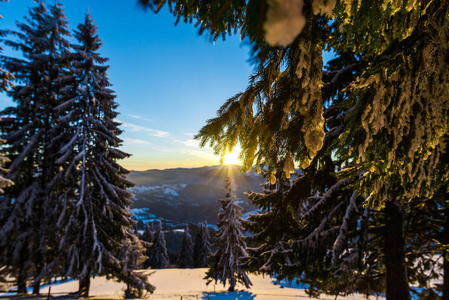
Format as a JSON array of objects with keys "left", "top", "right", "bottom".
[
  {"left": 0, "top": 139, "right": 13, "bottom": 194},
  {"left": 49, "top": 13, "right": 152, "bottom": 297},
  {"left": 0, "top": 0, "right": 14, "bottom": 93},
  {"left": 205, "top": 177, "right": 252, "bottom": 292},
  {"left": 177, "top": 223, "right": 194, "bottom": 268},
  {"left": 140, "top": 0, "right": 449, "bottom": 299},
  {"left": 142, "top": 223, "right": 154, "bottom": 244},
  {"left": 0, "top": 3, "right": 153, "bottom": 296},
  {"left": 193, "top": 221, "right": 211, "bottom": 268},
  {"left": 0, "top": 2, "right": 71, "bottom": 293},
  {"left": 142, "top": 223, "right": 155, "bottom": 269},
  {"left": 0, "top": 1, "right": 14, "bottom": 193},
  {"left": 149, "top": 220, "right": 169, "bottom": 269},
  {"left": 244, "top": 172, "right": 299, "bottom": 277},
  {"left": 119, "top": 235, "right": 155, "bottom": 298}
]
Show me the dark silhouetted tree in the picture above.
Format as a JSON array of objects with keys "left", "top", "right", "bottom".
[
  {"left": 149, "top": 220, "right": 169, "bottom": 269},
  {"left": 177, "top": 224, "right": 194, "bottom": 268},
  {"left": 193, "top": 221, "right": 211, "bottom": 268},
  {"left": 0, "top": 2, "right": 71, "bottom": 294}
]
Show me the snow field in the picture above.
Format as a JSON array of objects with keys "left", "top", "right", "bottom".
[{"left": 1, "top": 268, "right": 384, "bottom": 299}]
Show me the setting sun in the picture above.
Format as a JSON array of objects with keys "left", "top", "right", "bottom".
[{"left": 222, "top": 147, "right": 242, "bottom": 165}]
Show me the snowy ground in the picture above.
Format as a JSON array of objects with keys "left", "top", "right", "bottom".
[{"left": 0, "top": 268, "right": 384, "bottom": 299}]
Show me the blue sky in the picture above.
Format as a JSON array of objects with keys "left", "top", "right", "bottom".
[{"left": 0, "top": 0, "right": 253, "bottom": 170}]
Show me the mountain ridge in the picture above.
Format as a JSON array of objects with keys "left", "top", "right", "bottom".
[{"left": 127, "top": 165, "right": 265, "bottom": 227}]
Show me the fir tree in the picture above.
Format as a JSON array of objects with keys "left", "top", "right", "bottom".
[
  {"left": 205, "top": 177, "right": 252, "bottom": 292},
  {"left": 141, "top": 1, "right": 449, "bottom": 299},
  {"left": 232, "top": 53, "right": 378, "bottom": 297},
  {"left": 243, "top": 172, "right": 301, "bottom": 278},
  {"left": 197, "top": 46, "right": 390, "bottom": 298},
  {"left": 119, "top": 235, "right": 155, "bottom": 298},
  {"left": 49, "top": 13, "right": 153, "bottom": 297},
  {"left": 142, "top": 223, "right": 154, "bottom": 269},
  {"left": 193, "top": 222, "right": 211, "bottom": 268},
  {"left": 0, "top": 1, "right": 71, "bottom": 294},
  {"left": 0, "top": 1, "right": 14, "bottom": 194},
  {"left": 0, "top": 138, "right": 14, "bottom": 286},
  {"left": 149, "top": 220, "right": 169, "bottom": 269},
  {"left": 177, "top": 223, "right": 194, "bottom": 268},
  {"left": 142, "top": 223, "right": 154, "bottom": 244}
]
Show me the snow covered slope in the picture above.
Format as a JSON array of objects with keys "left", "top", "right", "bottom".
[{"left": 0, "top": 268, "right": 384, "bottom": 299}]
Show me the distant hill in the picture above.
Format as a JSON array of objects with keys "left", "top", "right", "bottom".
[{"left": 127, "top": 165, "right": 265, "bottom": 228}]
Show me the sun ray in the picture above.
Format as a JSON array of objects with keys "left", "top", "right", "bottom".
[
  {"left": 223, "top": 152, "right": 240, "bottom": 165},
  {"left": 222, "top": 146, "right": 242, "bottom": 165}
]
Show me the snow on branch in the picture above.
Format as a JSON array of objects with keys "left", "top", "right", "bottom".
[
  {"left": 304, "top": 200, "right": 345, "bottom": 241},
  {"left": 331, "top": 191, "right": 358, "bottom": 265},
  {"left": 322, "top": 60, "right": 366, "bottom": 92},
  {"left": 8, "top": 129, "right": 44, "bottom": 177},
  {"left": 301, "top": 179, "right": 347, "bottom": 220}
]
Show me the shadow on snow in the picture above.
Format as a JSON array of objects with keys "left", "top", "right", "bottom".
[{"left": 201, "top": 290, "right": 256, "bottom": 300}]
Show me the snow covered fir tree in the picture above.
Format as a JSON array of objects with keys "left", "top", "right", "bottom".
[
  {"left": 193, "top": 221, "right": 211, "bottom": 268},
  {"left": 0, "top": 2, "right": 153, "bottom": 297},
  {"left": 142, "top": 223, "right": 155, "bottom": 245},
  {"left": 149, "top": 220, "right": 170, "bottom": 269},
  {"left": 141, "top": 223, "right": 155, "bottom": 269},
  {"left": 177, "top": 223, "right": 194, "bottom": 268},
  {"left": 0, "top": 2, "right": 72, "bottom": 294},
  {"left": 205, "top": 177, "right": 252, "bottom": 292},
  {"left": 119, "top": 235, "right": 153, "bottom": 298},
  {"left": 51, "top": 13, "right": 153, "bottom": 297}
]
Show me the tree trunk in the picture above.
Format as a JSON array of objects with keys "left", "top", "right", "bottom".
[
  {"left": 444, "top": 257, "right": 449, "bottom": 300},
  {"left": 32, "top": 279, "right": 41, "bottom": 295},
  {"left": 32, "top": 257, "right": 43, "bottom": 295},
  {"left": 443, "top": 203, "right": 449, "bottom": 300},
  {"left": 228, "top": 277, "right": 236, "bottom": 292},
  {"left": 125, "top": 271, "right": 131, "bottom": 297},
  {"left": 78, "top": 276, "right": 90, "bottom": 298},
  {"left": 127, "top": 272, "right": 130, "bottom": 292},
  {"left": 384, "top": 199, "right": 410, "bottom": 300},
  {"left": 17, "top": 266, "right": 27, "bottom": 294}
]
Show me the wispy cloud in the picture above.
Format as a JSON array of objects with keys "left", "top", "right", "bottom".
[
  {"left": 125, "top": 114, "right": 153, "bottom": 122},
  {"left": 175, "top": 139, "right": 200, "bottom": 148},
  {"left": 180, "top": 149, "right": 217, "bottom": 162},
  {"left": 118, "top": 120, "right": 170, "bottom": 138},
  {"left": 122, "top": 138, "right": 152, "bottom": 145}
]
